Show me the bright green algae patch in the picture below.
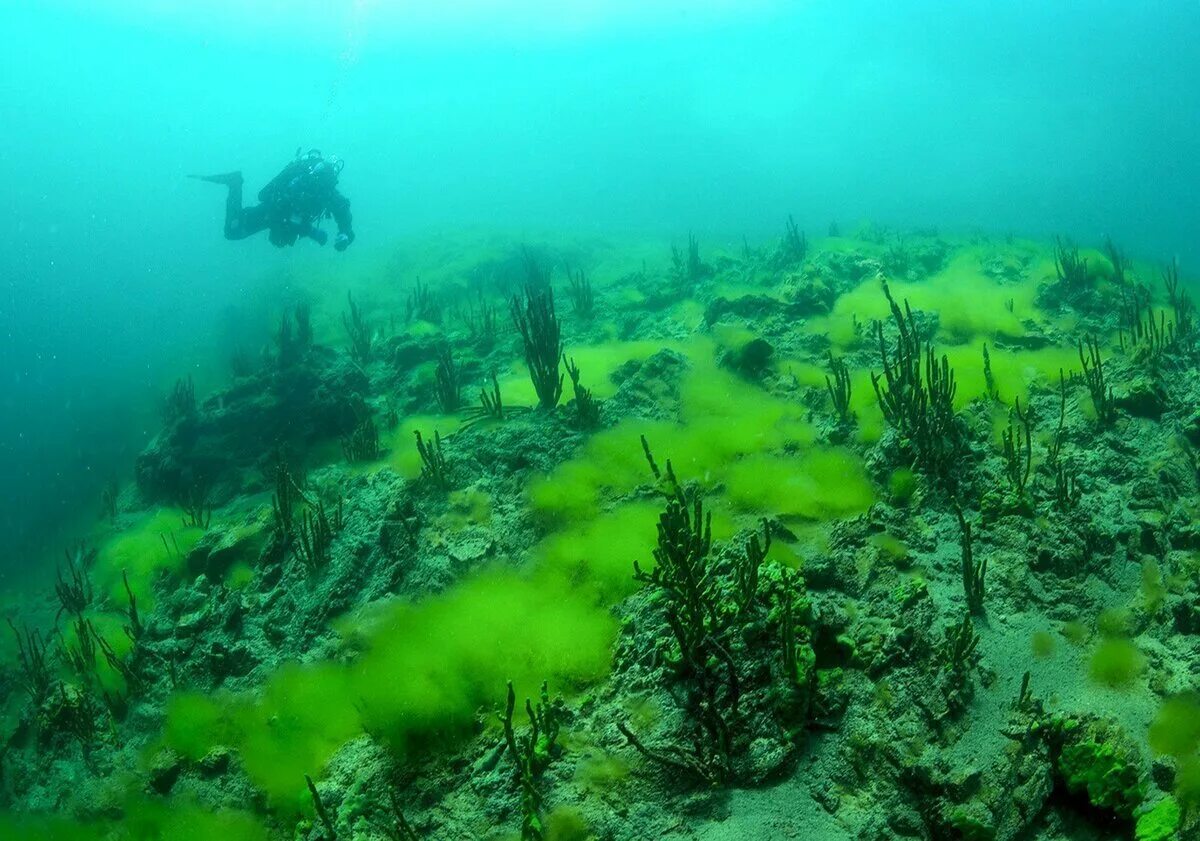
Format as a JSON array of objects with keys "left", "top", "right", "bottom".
[
  {"left": 95, "top": 507, "right": 204, "bottom": 610},
  {"left": 725, "top": 448, "right": 875, "bottom": 521},
  {"left": 529, "top": 351, "right": 850, "bottom": 525},
  {"left": 165, "top": 569, "right": 615, "bottom": 808},
  {"left": 532, "top": 501, "right": 735, "bottom": 606},
  {"left": 818, "top": 246, "right": 1044, "bottom": 348},
  {"left": 0, "top": 796, "right": 269, "bottom": 841}
]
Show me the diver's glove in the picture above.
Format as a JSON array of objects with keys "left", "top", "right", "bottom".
[{"left": 335, "top": 232, "right": 355, "bottom": 252}]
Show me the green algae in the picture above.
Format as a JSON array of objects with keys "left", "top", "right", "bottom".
[
  {"left": 95, "top": 508, "right": 204, "bottom": 609},
  {"left": 166, "top": 568, "right": 616, "bottom": 807}
]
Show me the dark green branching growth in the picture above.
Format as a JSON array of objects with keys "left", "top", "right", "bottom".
[
  {"left": 1126, "top": 310, "right": 1175, "bottom": 367},
  {"left": 1014, "top": 670, "right": 1035, "bottom": 714},
  {"left": 671, "top": 232, "right": 711, "bottom": 283},
  {"left": 180, "top": 480, "right": 213, "bottom": 529},
  {"left": 1164, "top": 258, "right": 1195, "bottom": 343},
  {"left": 1078, "top": 335, "right": 1115, "bottom": 426},
  {"left": 406, "top": 277, "right": 441, "bottom": 324},
  {"left": 94, "top": 626, "right": 138, "bottom": 696},
  {"left": 501, "top": 681, "right": 563, "bottom": 777},
  {"left": 1118, "top": 283, "right": 1176, "bottom": 365},
  {"left": 56, "top": 683, "right": 100, "bottom": 757},
  {"left": 271, "top": 461, "right": 306, "bottom": 538},
  {"left": 465, "top": 296, "right": 498, "bottom": 346},
  {"left": 511, "top": 286, "right": 564, "bottom": 410},
  {"left": 55, "top": 544, "right": 94, "bottom": 621},
  {"left": 342, "top": 414, "right": 380, "bottom": 462},
  {"left": 640, "top": 433, "right": 661, "bottom": 479},
  {"left": 825, "top": 351, "right": 854, "bottom": 425},
  {"left": 735, "top": 519, "right": 769, "bottom": 615},
  {"left": 1001, "top": 397, "right": 1032, "bottom": 498},
  {"left": 414, "top": 430, "right": 449, "bottom": 489},
  {"left": 940, "top": 614, "right": 980, "bottom": 716},
  {"left": 294, "top": 302, "right": 313, "bottom": 347},
  {"left": 1102, "top": 235, "right": 1128, "bottom": 286},
  {"left": 100, "top": 479, "right": 119, "bottom": 523},
  {"left": 276, "top": 303, "right": 314, "bottom": 368},
  {"left": 61, "top": 614, "right": 98, "bottom": 683},
  {"left": 885, "top": 234, "right": 910, "bottom": 275},
  {"left": 1113, "top": 281, "right": 1142, "bottom": 345},
  {"left": 305, "top": 774, "right": 338, "bottom": 840},
  {"left": 563, "top": 356, "right": 601, "bottom": 430},
  {"left": 1053, "top": 462, "right": 1081, "bottom": 511},
  {"left": 565, "top": 267, "right": 594, "bottom": 320},
  {"left": 478, "top": 370, "right": 504, "bottom": 421},
  {"left": 778, "top": 580, "right": 800, "bottom": 686},
  {"left": 1047, "top": 369, "right": 1068, "bottom": 468},
  {"left": 617, "top": 720, "right": 712, "bottom": 783},
  {"left": 463, "top": 371, "right": 529, "bottom": 430},
  {"left": 122, "top": 569, "right": 142, "bottom": 642},
  {"left": 956, "top": 506, "right": 986, "bottom": 616},
  {"left": 621, "top": 439, "right": 814, "bottom": 783},
  {"left": 779, "top": 215, "right": 807, "bottom": 266},
  {"left": 163, "top": 376, "right": 196, "bottom": 423},
  {"left": 435, "top": 345, "right": 461, "bottom": 413},
  {"left": 159, "top": 532, "right": 182, "bottom": 561},
  {"left": 7, "top": 619, "right": 53, "bottom": 705},
  {"left": 276, "top": 313, "right": 298, "bottom": 369},
  {"left": 388, "top": 790, "right": 420, "bottom": 841},
  {"left": 342, "top": 291, "right": 373, "bottom": 365},
  {"left": 633, "top": 459, "right": 717, "bottom": 680},
  {"left": 775, "top": 568, "right": 812, "bottom": 721},
  {"left": 521, "top": 246, "right": 552, "bottom": 292},
  {"left": 1053, "top": 237, "right": 1089, "bottom": 290},
  {"left": 629, "top": 443, "right": 735, "bottom": 782},
  {"left": 499, "top": 680, "right": 564, "bottom": 840},
  {"left": 296, "top": 499, "right": 342, "bottom": 574},
  {"left": 982, "top": 343, "right": 999, "bottom": 400},
  {"left": 870, "top": 281, "right": 963, "bottom": 482}
]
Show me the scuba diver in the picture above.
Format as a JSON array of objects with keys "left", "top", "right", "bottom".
[{"left": 191, "top": 149, "right": 355, "bottom": 250}]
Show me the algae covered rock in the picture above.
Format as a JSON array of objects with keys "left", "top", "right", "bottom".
[
  {"left": 1117, "top": 373, "right": 1168, "bottom": 419},
  {"left": 1135, "top": 796, "right": 1181, "bottom": 841},
  {"left": 606, "top": 348, "right": 689, "bottom": 420},
  {"left": 136, "top": 345, "right": 367, "bottom": 502},
  {"left": 186, "top": 518, "right": 270, "bottom": 580},
  {"left": 719, "top": 335, "right": 774, "bottom": 379},
  {"left": 1052, "top": 715, "right": 1145, "bottom": 818}
]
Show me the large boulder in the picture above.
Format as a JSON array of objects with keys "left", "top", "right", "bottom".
[{"left": 136, "top": 346, "right": 368, "bottom": 503}]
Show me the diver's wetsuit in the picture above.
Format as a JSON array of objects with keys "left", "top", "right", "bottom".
[{"left": 205, "top": 152, "right": 355, "bottom": 250}]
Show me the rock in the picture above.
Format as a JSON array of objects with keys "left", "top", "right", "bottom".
[
  {"left": 176, "top": 603, "right": 213, "bottom": 637},
  {"left": 721, "top": 336, "right": 775, "bottom": 379},
  {"left": 606, "top": 349, "right": 689, "bottom": 420},
  {"left": 705, "top": 294, "right": 782, "bottom": 326},
  {"left": 147, "top": 749, "right": 184, "bottom": 794},
  {"left": 1116, "top": 375, "right": 1167, "bottom": 418},
  {"left": 785, "top": 277, "right": 837, "bottom": 314},
  {"left": 136, "top": 345, "right": 368, "bottom": 503},
  {"left": 208, "top": 640, "right": 257, "bottom": 680},
  {"left": 187, "top": 520, "right": 270, "bottom": 580},
  {"left": 198, "top": 746, "right": 233, "bottom": 776},
  {"left": 743, "top": 736, "right": 791, "bottom": 781}
]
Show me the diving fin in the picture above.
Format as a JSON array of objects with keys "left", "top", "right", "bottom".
[{"left": 188, "top": 171, "right": 243, "bottom": 186}]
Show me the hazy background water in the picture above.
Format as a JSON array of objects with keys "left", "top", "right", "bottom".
[{"left": 2, "top": 0, "right": 1198, "bottom": 575}]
